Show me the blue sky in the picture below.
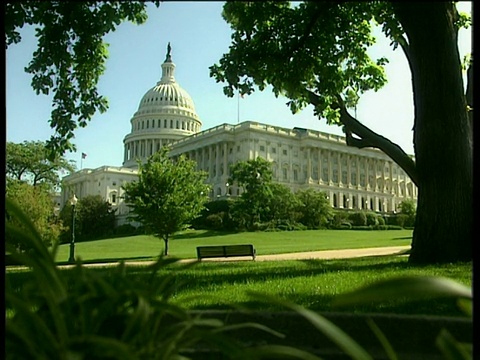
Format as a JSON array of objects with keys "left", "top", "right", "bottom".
[{"left": 6, "top": 1, "right": 472, "bottom": 170}]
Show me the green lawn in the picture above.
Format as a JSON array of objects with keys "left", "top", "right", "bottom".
[
  {"left": 54, "top": 229, "right": 413, "bottom": 263},
  {"left": 162, "top": 255, "right": 472, "bottom": 315},
  {"left": 9, "top": 228, "right": 472, "bottom": 317}
]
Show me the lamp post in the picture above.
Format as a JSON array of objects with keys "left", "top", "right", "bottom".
[{"left": 68, "top": 194, "right": 78, "bottom": 263}]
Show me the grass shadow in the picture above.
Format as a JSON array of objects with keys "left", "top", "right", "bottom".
[
  {"left": 172, "top": 230, "right": 237, "bottom": 240},
  {"left": 393, "top": 236, "right": 413, "bottom": 240},
  {"left": 55, "top": 255, "right": 158, "bottom": 266}
]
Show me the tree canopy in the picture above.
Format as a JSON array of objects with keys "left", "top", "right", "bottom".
[
  {"left": 5, "top": 1, "right": 161, "bottom": 157},
  {"left": 6, "top": 141, "right": 75, "bottom": 190},
  {"left": 211, "top": 1, "right": 473, "bottom": 264}
]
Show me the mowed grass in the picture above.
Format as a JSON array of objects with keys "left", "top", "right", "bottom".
[
  {"left": 161, "top": 255, "right": 472, "bottom": 315},
  {"left": 54, "top": 229, "right": 413, "bottom": 263},
  {"left": 8, "top": 228, "right": 471, "bottom": 317}
]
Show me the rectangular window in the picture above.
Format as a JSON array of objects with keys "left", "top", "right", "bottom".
[
  {"left": 283, "top": 149, "right": 287, "bottom": 156},
  {"left": 283, "top": 168, "right": 288, "bottom": 180},
  {"left": 271, "top": 147, "right": 276, "bottom": 154},
  {"left": 111, "top": 194, "right": 116, "bottom": 204},
  {"left": 260, "top": 145, "right": 265, "bottom": 151},
  {"left": 293, "top": 169, "right": 298, "bottom": 181}
]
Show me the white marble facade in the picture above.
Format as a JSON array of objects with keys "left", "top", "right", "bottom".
[{"left": 61, "top": 46, "right": 416, "bottom": 225}]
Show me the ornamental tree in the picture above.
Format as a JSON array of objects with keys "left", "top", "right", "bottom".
[
  {"left": 6, "top": 181, "right": 64, "bottom": 249},
  {"left": 210, "top": 1, "right": 472, "bottom": 264},
  {"left": 229, "top": 157, "right": 274, "bottom": 230},
  {"left": 295, "top": 188, "right": 332, "bottom": 229},
  {"left": 123, "top": 148, "right": 210, "bottom": 256}
]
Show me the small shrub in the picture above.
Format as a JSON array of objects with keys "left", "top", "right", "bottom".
[
  {"left": 351, "top": 225, "right": 373, "bottom": 230},
  {"left": 206, "top": 213, "right": 223, "bottom": 229},
  {"left": 348, "top": 211, "right": 367, "bottom": 226},
  {"left": 114, "top": 223, "right": 138, "bottom": 236},
  {"left": 339, "top": 222, "right": 352, "bottom": 230},
  {"left": 330, "top": 211, "right": 351, "bottom": 229},
  {"left": 387, "top": 225, "right": 404, "bottom": 230},
  {"left": 365, "top": 212, "right": 379, "bottom": 226}
]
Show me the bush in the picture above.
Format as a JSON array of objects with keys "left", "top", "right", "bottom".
[
  {"left": 114, "top": 223, "right": 138, "bottom": 236},
  {"left": 386, "top": 225, "right": 404, "bottom": 230},
  {"left": 206, "top": 213, "right": 223, "bottom": 230},
  {"left": 348, "top": 211, "right": 367, "bottom": 226},
  {"left": 339, "top": 222, "right": 352, "bottom": 230},
  {"left": 365, "top": 212, "right": 379, "bottom": 226},
  {"left": 329, "top": 211, "right": 351, "bottom": 229},
  {"left": 351, "top": 225, "right": 373, "bottom": 230}
]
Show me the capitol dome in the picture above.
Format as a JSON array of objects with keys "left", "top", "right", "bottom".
[{"left": 123, "top": 43, "right": 202, "bottom": 168}]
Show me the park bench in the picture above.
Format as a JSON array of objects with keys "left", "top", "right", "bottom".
[{"left": 196, "top": 244, "right": 256, "bottom": 261}]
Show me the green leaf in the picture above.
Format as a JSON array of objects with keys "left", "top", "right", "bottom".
[
  {"left": 365, "top": 318, "right": 398, "bottom": 360},
  {"left": 248, "top": 292, "right": 373, "bottom": 360},
  {"left": 435, "top": 329, "right": 472, "bottom": 360},
  {"left": 251, "top": 344, "right": 324, "bottom": 359}
]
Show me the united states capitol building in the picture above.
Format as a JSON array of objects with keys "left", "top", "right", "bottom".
[{"left": 61, "top": 46, "right": 417, "bottom": 225}]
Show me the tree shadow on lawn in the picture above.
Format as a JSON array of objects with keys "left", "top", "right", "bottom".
[
  {"left": 172, "top": 230, "right": 238, "bottom": 240},
  {"left": 56, "top": 255, "right": 156, "bottom": 266},
  {"left": 392, "top": 236, "right": 413, "bottom": 240},
  {"left": 185, "top": 295, "right": 465, "bottom": 317},
  {"left": 171, "top": 256, "right": 414, "bottom": 292}
]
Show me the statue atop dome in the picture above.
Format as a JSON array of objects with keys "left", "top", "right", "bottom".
[{"left": 165, "top": 42, "right": 172, "bottom": 62}]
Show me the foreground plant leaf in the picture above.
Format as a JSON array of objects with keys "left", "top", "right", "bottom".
[
  {"left": 332, "top": 276, "right": 472, "bottom": 308},
  {"left": 248, "top": 292, "right": 373, "bottom": 360}
]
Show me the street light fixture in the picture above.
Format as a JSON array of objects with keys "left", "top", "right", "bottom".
[{"left": 68, "top": 194, "right": 78, "bottom": 263}]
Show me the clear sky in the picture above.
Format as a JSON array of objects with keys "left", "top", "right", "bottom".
[{"left": 6, "top": 1, "right": 472, "bottom": 170}]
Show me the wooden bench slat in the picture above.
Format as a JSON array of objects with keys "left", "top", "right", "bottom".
[{"left": 197, "top": 244, "right": 256, "bottom": 260}]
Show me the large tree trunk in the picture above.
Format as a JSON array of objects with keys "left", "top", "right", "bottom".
[{"left": 393, "top": 2, "right": 473, "bottom": 263}]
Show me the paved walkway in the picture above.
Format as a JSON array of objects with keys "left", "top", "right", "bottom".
[
  {"left": 198, "top": 245, "right": 410, "bottom": 263},
  {"left": 69, "top": 245, "right": 410, "bottom": 268}
]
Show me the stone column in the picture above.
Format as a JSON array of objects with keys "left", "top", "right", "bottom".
[
  {"left": 365, "top": 157, "right": 369, "bottom": 191},
  {"left": 345, "top": 154, "right": 349, "bottom": 188},
  {"left": 216, "top": 144, "right": 221, "bottom": 179},
  {"left": 338, "top": 152, "right": 342, "bottom": 186},
  {"left": 328, "top": 150, "right": 333, "bottom": 184},
  {"left": 223, "top": 142, "right": 228, "bottom": 178},
  {"left": 318, "top": 148, "right": 322, "bottom": 184},
  {"left": 381, "top": 160, "right": 386, "bottom": 193},
  {"left": 307, "top": 147, "right": 312, "bottom": 182},
  {"left": 209, "top": 145, "right": 213, "bottom": 179},
  {"left": 356, "top": 156, "right": 361, "bottom": 189}
]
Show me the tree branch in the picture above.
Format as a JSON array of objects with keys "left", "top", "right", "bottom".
[{"left": 307, "top": 90, "right": 418, "bottom": 186}]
